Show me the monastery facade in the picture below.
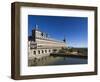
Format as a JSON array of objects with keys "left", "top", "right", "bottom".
[{"left": 28, "top": 25, "right": 67, "bottom": 59}]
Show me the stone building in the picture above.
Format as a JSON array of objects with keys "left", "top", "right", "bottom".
[{"left": 28, "top": 25, "right": 67, "bottom": 59}]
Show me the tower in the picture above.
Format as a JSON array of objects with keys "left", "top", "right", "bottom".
[{"left": 32, "top": 24, "right": 40, "bottom": 41}]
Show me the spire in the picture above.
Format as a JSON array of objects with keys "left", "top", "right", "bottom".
[{"left": 35, "top": 24, "right": 39, "bottom": 30}]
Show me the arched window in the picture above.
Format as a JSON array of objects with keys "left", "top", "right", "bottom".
[
  {"left": 42, "top": 50, "right": 44, "bottom": 53},
  {"left": 38, "top": 50, "right": 40, "bottom": 54},
  {"left": 33, "top": 51, "right": 36, "bottom": 55},
  {"left": 45, "top": 50, "right": 47, "bottom": 53}
]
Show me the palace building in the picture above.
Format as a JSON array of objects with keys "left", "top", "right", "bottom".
[{"left": 28, "top": 25, "right": 67, "bottom": 59}]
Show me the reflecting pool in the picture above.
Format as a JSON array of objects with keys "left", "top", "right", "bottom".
[{"left": 28, "top": 55, "right": 87, "bottom": 66}]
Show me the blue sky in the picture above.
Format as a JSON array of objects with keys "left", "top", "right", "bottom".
[{"left": 28, "top": 15, "right": 88, "bottom": 48}]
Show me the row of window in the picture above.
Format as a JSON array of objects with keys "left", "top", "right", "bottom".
[{"left": 33, "top": 49, "right": 51, "bottom": 55}]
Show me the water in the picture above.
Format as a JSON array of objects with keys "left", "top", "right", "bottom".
[{"left": 28, "top": 55, "right": 87, "bottom": 66}]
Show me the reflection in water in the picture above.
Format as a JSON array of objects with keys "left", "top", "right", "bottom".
[{"left": 28, "top": 55, "right": 87, "bottom": 66}]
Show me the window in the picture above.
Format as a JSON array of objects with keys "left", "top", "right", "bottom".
[
  {"left": 45, "top": 50, "right": 47, "bottom": 53},
  {"left": 41, "top": 32, "right": 43, "bottom": 36},
  {"left": 38, "top": 50, "right": 40, "bottom": 54},
  {"left": 33, "top": 51, "right": 36, "bottom": 54},
  {"left": 49, "top": 50, "right": 51, "bottom": 52},
  {"left": 42, "top": 50, "right": 44, "bottom": 53}
]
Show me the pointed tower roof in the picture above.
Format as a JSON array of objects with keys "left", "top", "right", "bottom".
[{"left": 35, "top": 24, "right": 39, "bottom": 30}]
